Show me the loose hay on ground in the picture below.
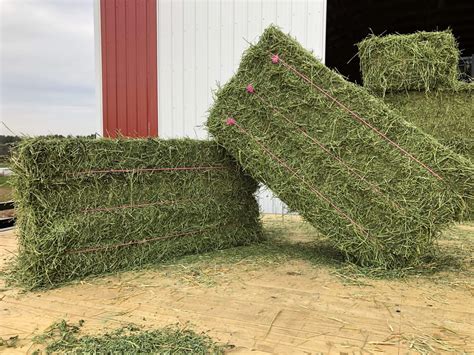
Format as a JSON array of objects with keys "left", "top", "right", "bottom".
[
  {"left": 10, "top": 137, "right": 263, "bottom": 289},
  {"left": 207, "top": 26, "right": 474, "bottom": 268},
  {"left": 33, "top": 320, "right": 227, "bottom": 355},
  {"left": 31, "top": 320, "right": 226, "bottom": 354}
]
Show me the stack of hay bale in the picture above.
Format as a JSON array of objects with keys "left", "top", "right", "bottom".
[
  {"left": 12, "top": 137, "right": 262, "bottom": 288},
  {"left": 358, "top": 30, "right": 473, "bottom": 161},
  {"left": 11, "top": 27, "right": 473, "bottom": 289},
  {"left": 207, "top": 26, "right": 473, "bottom": 268},
  {"left": 358, "top": 30, "right": 473, "bottom": 219}
]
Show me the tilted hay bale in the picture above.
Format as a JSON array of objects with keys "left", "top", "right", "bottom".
[
  {"left": 357, "top": 30, "right": 460, "bottom": 94},
  {"left": 11, "top": 137, "right": 262, "bottom": 288},
  {"left": 382, "top": 83, "right": 474, "bottom": 220},
  {"left": 207, "top": 26, "right": 474, "bottom": 268}
]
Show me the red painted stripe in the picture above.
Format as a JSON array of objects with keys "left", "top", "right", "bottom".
[
  {"left": 136, "top": 0, "right": 148, "bottom": 137},
  {"left": 116, "top": 0, "right": 127, "bottom": 136},
  {"left": 147, "top": 0, "right": 158, "bottom": 136},
  {"left": 101, "top": 0, "right": 158, "bottom": 138},
  {"left": 104, "top": 0, "right": 118, "bottom": 136},
  {"left": 125, "top": 0, "right": 138, "bottom": 136},
  {"left": 100, "top": 0, "right": 108, "bottom": 136}
]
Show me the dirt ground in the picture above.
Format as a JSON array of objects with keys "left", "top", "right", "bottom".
[
  {"left": 1, "top": 215, "right": 473, "bottom": 354},
  {"left": 0, "top": 185, "right": 12, "bottom": 203}
]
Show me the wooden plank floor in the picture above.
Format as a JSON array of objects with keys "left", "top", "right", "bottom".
[{"left": 1, "top": 217, "right": 473, "bottom": 354}]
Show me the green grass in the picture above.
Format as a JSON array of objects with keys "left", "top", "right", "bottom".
[{"left": 30, "top": 320, "right": 226, "bottom": 354}]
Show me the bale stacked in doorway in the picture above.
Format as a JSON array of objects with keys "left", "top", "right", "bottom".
[
  {"left": 207, "top": 26, "right": 474, "bottom": 268},
  {"left": 11, "top": 137, "right": 262, "bottom": 288},
  {"left": 357, "top": 30, "right": 460, "bottom": 94},
  {"left": 358, "top": 31, "right": 473, "bottom": 220}
]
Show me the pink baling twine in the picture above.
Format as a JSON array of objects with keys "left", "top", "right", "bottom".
[
  {"left": 225, "top": 117, "right": 369, "bottom": 236},
  {"left": 271, "top": 53, "right": 443, "bottom": 181},
  {"left": 246, "top": 84, "right": 255, "bottom": 93},
  {"left": 249, "top": 89, "right": 401, "bottom": 210},
  {"left": 71, "top": 166, "right": 226, "bottom": 176}
]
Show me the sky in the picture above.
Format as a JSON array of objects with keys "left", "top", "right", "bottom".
[{"left": 0, "top": 0, "right": 97, "bottom": 136}]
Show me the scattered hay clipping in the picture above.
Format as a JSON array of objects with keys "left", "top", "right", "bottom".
[
  {"left": 358, "top": 30, "right": 460, "bottom": 94},
  {"left": 32, "top": 320, "right": 227, "bottom": 354},
  {"left": 11, "top": 137, "right": 263, "bottom": 288},
  {"left": 207, "top": 26, "right": 474, "bottom": 268}
]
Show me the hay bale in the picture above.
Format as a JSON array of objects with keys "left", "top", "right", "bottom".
[
  {"left": 11, "top": 137, "right": 262, "bottom": 288},
  {"left": 383, "top": 84, "right": 474, "bottom": 220},
  {"left": 357, "top": 30, "right": 460, "bottom": 94},
  {"left": 382, "top": 84, "right": 474, "bottom": 161},
  {"left": 207, "top": 26, "right": 474, "bottom": 268}
]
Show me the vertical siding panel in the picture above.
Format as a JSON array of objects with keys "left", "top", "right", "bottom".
[
  {"left": 207, "top": 0, "right": 220, "bottom": 107},
  {"left": 194, "top": 0, "right": 209, "bottom": 139},
  {"left": 136, "top": 0, "right": 148, "bottom": 137},
  {"left": 304, "top": 0, "right": 309, "bottom": 47},
  {"left": 307, "top": 0, "right": 325, "bottom": 61},
  {"left": 157, "top": 0, "right": 172, "bottom": 137},
  {"left": 220, "top": 0, "right": 234, "bottom": 83},
  {"left": 261, "top": 0, "right": 277, "bottom": 29},
  {"left": 100, "top": 0, "right": 108, "bottom": 136},
  {"left": 171, "top": 0, "right": 184, "bottom": 136},
  {"left": 233, "top": 0, "right": 248, "bottom": 69},
  {"left": 115, "top": 0, "right": 127, "bottom": 136},
  {"left": 104, "top": 0, "right": 118, "bottom": 137},
  {"left": 183, "top": 0, "right": 196, "bottom": 137},
  {"left": 125, "top": 0, "right": 137, "bottom": 136},
  {"left": 247, "top": 0, "right": 262, "bottom": 43},
  {"left": 291, "top": 0, "right": 308, "bottom": 47},
  {"left": 101, "top": 0, "right": 158, "bottom": 137},
  {"left": 276, "top": 0, "right": 292, "bottom": 33},
  {"left": 146, "top": 0, "right": 158, "bottom": 136}
]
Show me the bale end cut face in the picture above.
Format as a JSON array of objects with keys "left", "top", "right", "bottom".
[{"left": 357, "top": 30, "right": 460, "bottom": 94}]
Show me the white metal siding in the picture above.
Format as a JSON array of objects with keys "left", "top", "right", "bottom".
[{"left": 157, "top": 0, "right": 327, "bottom": 213}]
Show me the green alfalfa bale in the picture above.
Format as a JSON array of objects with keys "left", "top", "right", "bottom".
[
  {"left": 10, "top": 137, "right": 263, "bottom": 289},
  {"left": 207, "top": 26, "right": 474, "bottom": 268},
  {"left": 357, "top": 30, "right": 460, "bottom": 94},
  {"left": 382, "top": 83, "right": 474, "bottom": 220},
  {"left": 382, "top": 83, "right": 474, "bottom": 160}
]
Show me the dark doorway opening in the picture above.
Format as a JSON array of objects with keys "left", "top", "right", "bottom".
[{"left": 325, "top": 0, "right": 474, "bottom": 83}]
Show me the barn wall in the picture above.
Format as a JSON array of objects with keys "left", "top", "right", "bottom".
[
  {"left": 100, "top": 0, "right": 158, "bottom": 138},
  {"left": 157, "top": 0, "right": 327, "bottom": 213}
]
